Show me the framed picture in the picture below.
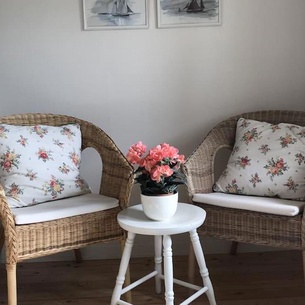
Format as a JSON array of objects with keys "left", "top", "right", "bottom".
[
  {"left": 157, "top": 0, "right": 221, "bottom": 28},
  {"left": 83, "top": 0, "right": 149, "bottom": 30}
]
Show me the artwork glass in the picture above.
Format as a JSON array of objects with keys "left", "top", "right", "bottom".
[
  {"left": 83, "top": 0, "right": 148, "bottom": 30},
  {"left": 157, "top": 0, "right": 221, "bottom": 28}
]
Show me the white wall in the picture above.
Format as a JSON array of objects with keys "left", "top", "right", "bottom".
[{"left": 0, "top": 0, "right": 305, "bottom": 262}]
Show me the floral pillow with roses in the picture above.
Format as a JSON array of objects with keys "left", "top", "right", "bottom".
[
  {"left": 0, "top": 124, "right": 91, "bottom": 208},
  {"left": 213, "top": 118, "right": 305, "bottom": 200}
]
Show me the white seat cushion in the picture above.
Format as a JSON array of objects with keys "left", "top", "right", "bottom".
[
  {"left": 12, "top": 193, "right": 119, "bottom": 225},
  {"left": 193, "top": 192, "right": 305, "bottom": 216}
]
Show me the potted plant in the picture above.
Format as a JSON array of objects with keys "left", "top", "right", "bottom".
[{"left": 126, "top": 141, "right": 186, "bottom": 220}]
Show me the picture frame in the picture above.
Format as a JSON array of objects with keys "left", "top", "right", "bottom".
[
  {"left": 157, "top": 0, "right": 221, "bottom": 29},
  {"left": 83, "top": 0, "right": 149, "bottom": 30}
]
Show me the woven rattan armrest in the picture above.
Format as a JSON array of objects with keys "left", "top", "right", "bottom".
[
  {"left": 182, "top": 121, "right": 236, "bottom": 196},
  {"left": 78, "top": 121, "right": 133, "bottom": 209},
  {"left": 0, "top": 185, "right": 17, "bottom": 261}
]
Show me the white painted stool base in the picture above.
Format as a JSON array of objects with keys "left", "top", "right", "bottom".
[{"left": 111, "top": 203, "right": 217, "bottom": 305}]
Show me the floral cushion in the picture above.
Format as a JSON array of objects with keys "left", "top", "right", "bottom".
[
  {"left": 0, "top": 124, "right": 91, "bottom": 208},
  {"left": 213, "top": 118, "right": 305, "bottom": 200}
]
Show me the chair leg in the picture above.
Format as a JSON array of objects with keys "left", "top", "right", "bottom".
[
  {"left": 0, "top": 223, "right": 4, "bottom": 254},
  {"left": 120, "top": 238, "right": 132, "bottom": 303},
  {"left": 7, "top": 264, "right": 17, "bottom": 305},
  {"left": 230, "top": 241, "right": 239, "bottom": 255},
  {"left": 74, "top": 249, "right": 83, "bottom": 263},
  {"left": 303, "top": 250, "right": 305, "bottom": 289}
]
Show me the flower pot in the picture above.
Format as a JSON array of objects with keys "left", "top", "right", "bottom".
[{"left": 140, "top": 192, "right": 178, "bottom": 221}]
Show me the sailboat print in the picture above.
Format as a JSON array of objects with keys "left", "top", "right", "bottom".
[
  {"left": 91, "top": 0, "right": 134, "bottom": 17},
  {"left": 181, "top": 0, "right": 205, "bottom": 13},
  {"left": 112, "top": 0, "right": 134, "bottom": 16},
  {"left": 91, "top": 0, "right": 113, "bottom": 15}
]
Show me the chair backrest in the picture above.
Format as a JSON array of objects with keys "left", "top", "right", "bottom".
[
  {"left": 211, "top": 110, "right": 305, "bottom": 148},
  {"left": 183, "top": 110, "right": 305, "bottom": 196},
  {"left": 0, "top": 113, "right": 134, "bottom": 209}
]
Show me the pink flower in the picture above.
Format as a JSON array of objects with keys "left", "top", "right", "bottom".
[
  {"left": 150, "top": 165, "right": 173, "bottom": 183},
  {"left": 140, "top": 156, "right": 158, "bottom": 172},
  {"left": 40, "top": 152, "right": 48, "bottom": 160},
  {"left": 126, "top": 141, "right": 186, "bottom": 195},
  {"left": 160, "top": 143, "right": 179, "bottom": 160},
  {"left": 276, "top": 158, "right": 285, "bottom": 168},
  {"left": 127, "top": 149, "right": 141, "bottom": 164},
  {"left": 3, "top": 160, "right": 12, "bottom": 171},
  {"left": 70, "top": 152, "right": 80, "bottom": 167},
  {"left": 126, "top": 141, "right": 147, "bottom": 164},
  {"left": 178, "top": 154, "right": 185, "bottom": 163},
  {"left": 148, "top": 145, "right": 164, "bottom": 163}
]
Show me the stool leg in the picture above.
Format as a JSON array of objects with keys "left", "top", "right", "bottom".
[
  {"left": 189, "top": 229, "right": 217, "bottom": 305},
  {"left": 163, "top": 235, "right": 174, "bottom": 305},
  {"left": 154, "top": 235, "right": 162, "bottom": 294},
  {"left": 111, "top": 231, "right": 135, "bottom": 305},
  {"left": 120, "top": 238, "right": 132, "bottom": 303},
  {"left": 188, "top": 242, "right": 196, "bottom": 284}
]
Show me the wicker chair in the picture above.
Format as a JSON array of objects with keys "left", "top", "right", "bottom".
[
  {"left": 0, "top": 113, "right": 134, "bottom": 305},
  {"left": 182, "top": 110, "right": 305, "bottom": 286}
]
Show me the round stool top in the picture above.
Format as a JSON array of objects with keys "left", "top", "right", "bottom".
[{"left": 117, "top": 203, "right": 206, "bottom": 235}]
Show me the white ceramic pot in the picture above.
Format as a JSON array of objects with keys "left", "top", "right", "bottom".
[{"left": 140, "top": 192, "right": 178, "bottom": 221}]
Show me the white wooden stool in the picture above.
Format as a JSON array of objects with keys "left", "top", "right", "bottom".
[{"left": 111, "top": 203, "right": 217, "bottom": 305}]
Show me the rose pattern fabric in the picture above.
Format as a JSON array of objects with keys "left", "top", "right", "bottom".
[
  {"left": 0, "top": 124, "right": 91, "bottom": 208},
  {"left": 214, "top": 118, "right": 305, "bottom": 200}
]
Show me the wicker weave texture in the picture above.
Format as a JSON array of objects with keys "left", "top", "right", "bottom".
[
  {"left": 182, "top": 110, "right": 305, "bottom": 251},
  {"left": 197, "top": 203, "right": 302, "bottom": 249},
  {"left": 0, "top": 113, "right": 134, "bottom": 265},
  {"left": 16, "top": 207, "right": 123, "bottom": 260}
]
